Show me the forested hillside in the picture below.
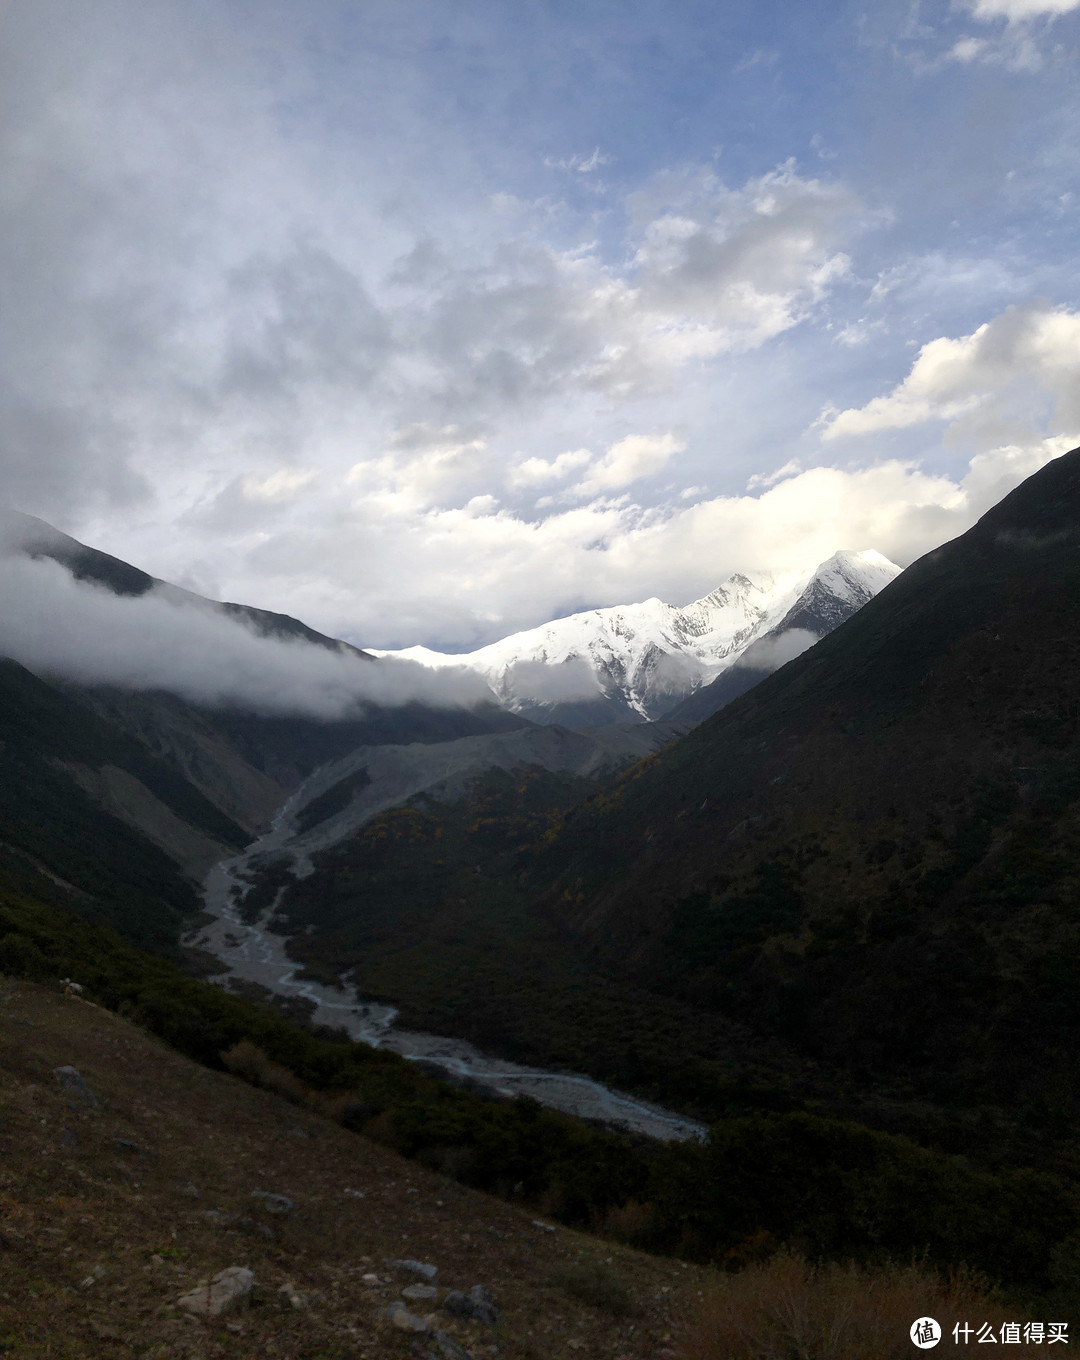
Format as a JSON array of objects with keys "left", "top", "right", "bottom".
[{"left": 521, "top": 447, "right": 1080, "bottom": 1121}]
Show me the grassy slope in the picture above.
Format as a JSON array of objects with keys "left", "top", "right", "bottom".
[{"left": 0, "top": 977, "right": 705, "bottom": 1360}]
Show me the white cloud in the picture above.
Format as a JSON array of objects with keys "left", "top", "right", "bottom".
[
  {"left": 346, "top": 427, "right": 494, "bottom": 511},
  {"left": 543, "top": 148, "right": 612, "bottom": 174},
  {"left": 504, "top": 656, "right": 600, "bottom": 703},
  {"left": 0, "top": 0, "right": 872, "bottom": 550},
  {"left": 395, "top": 164, "right": 866, "bottom": 413},
  {"left": 945, "top": 0, "right": 1079, "bottom": 68},
  {"left": 509, "top": 448, "right": 592, "bottom": 487},
  {"left": 966, "top": 0, "right": 1080, "bottom": 19},
  {"left": 219, "top": 438, "right": 1068, "bottom": 652},
  {"left": 571, "top": 433, "right": 686, "bottom": 496},
  {"left": 947, "top": 29, "right": 1046, "bottom": 69},
  {"left": 820, "top": 303, "right": 1080, "bottom": 444},
  {"left": 625, "top": 163, "right": 862, "bottom": 358},
  {"left": 747, "top": 458, "right": 803, "bottom": 490},
  {"left": 242, "top": 469, "right": 317, "bottom": 502},
  {"left": 740, "top": 628, "right": 818, "bottom": 671},
  {"left": 0, "top": 555, "right": 493, "bottom": 718}
]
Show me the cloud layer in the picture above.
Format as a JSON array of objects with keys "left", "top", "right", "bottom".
[
  {"left": 0, "top": 556, "right": 491, "bottom": 718},
  {"left": 2, "top": 2, "right": 1080, "bottom": 654}
]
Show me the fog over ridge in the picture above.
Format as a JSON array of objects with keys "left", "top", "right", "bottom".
[{"left": 0, "top": 554, "right": 493, "bottom": 719}]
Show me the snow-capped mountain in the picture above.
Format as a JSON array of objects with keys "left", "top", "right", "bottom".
[{"left": 373, "top": 550, "right": 902, "bottom": 726}]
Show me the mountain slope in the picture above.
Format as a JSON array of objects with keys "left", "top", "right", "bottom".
[
  {"left": 0, "top": 514, "right": 530, "bottom": 957},
  {"left": 375, "top": 551, "right": 899, "bottom": 726},
  {"left": 0, "top": 974, "right": 716, "bottom": 1359},
  {"left": 524, "top": 446, "right": 1080, "bottom": 1112},
  {"left": 665, "top": 551, "right": 902, "bottom": 726},
  {"left": 0, "top": 658, "right": 246, "bottom": 950}
]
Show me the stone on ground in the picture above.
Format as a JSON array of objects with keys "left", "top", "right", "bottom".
[
  {"left": 53, "top": 1066, "right": 99, "bottom": 1108},
  {"left": 176, "top": 1266, "right": 255, "bottom": 1317}
]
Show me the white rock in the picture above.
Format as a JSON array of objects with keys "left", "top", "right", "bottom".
[
  {"left": 386, "top": 1301, "right": 431, "bottom": 1333},
  {"left": 387, "top": 1257, "right": 438, "bottom": 1283},
  {"left": 402, "top": 1283, "right": 439, "bottom": 1302},
  {"left": 177, "top": 1266, "right": 254, "bottom": 1317}
]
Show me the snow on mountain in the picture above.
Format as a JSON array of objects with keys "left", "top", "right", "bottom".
[{"left": 372, "top": 550, "right": 902, "bottom": 725}]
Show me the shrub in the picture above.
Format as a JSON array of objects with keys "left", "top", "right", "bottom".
[
  {"left": 0, "top": 933, "right": 48, "bottom": 979},
  {"left": 685, "top": 1254, "right": 1031, "bottom": 1360},
  {"left": 220, "top": 1040, "right": 306, "bottom": 1104},
  {"left": 550, "top": 1258, "right": 637, "bottom": 1316}
]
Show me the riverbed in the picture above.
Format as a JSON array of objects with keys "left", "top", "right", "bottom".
[{"left": 189, "top": 786, "right": 705, "bottom": 1143}]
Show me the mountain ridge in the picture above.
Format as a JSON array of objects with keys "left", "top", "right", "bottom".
[
  {"left": 517, "top": 445, "right": 1080, "bottom": 1112},
  {"left": 374, "top": 549, "right": 901, "bottom": 726}
]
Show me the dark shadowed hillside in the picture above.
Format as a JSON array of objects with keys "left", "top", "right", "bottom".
[
  {"left": 525, "top": 447, "right": 1080, "bottom": 1117},
  {"left": 0, "top": 516, "right": 531, "bottom": 955}
]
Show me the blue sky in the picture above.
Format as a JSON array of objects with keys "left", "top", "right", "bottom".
[{"left": 2, "top": 0, "right": 1079, "bottom": 648}]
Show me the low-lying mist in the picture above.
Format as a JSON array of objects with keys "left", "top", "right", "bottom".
[{"left": 0, "top": 555, "right": 494, "bottom": 718}]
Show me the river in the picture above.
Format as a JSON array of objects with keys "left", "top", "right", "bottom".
[{"left": 188, "top": 786, "right": 705, "bottom": 1143}]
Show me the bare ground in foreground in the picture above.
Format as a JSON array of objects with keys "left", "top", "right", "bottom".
[{"left": 0, "top": 979, "right": 701, "bottom": 1360}]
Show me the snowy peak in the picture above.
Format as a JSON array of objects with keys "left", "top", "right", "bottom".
[
  {"left": 372, "top": 550, "right": 901, "bottom": 726},
  {"left": 772, "top": 550, "right": 900, "bottom": 637}
]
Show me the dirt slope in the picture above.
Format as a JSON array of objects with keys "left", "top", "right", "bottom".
[{"left": 0, "top": 979, "right": 704, "bottom": 1360}]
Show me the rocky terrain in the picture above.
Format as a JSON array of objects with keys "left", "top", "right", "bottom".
[{"left": 0, "top": 978, "right": 708, "bottom": 1360}]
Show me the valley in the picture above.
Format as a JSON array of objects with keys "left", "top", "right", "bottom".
[
  {"left": 8, "top": 8, "right": 1080, "bottom": 1351},
  {"left": 4, "top": 453, "right": 1080, "bottom": 1323},
  {"left": 191, "top": 774, "right": 706, "bottom": 1141}
]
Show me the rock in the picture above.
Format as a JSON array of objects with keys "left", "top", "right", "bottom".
[
  {"left": 112, "top": 1137, "right": 143, "bottom": 1154},
  {"left": 177, "top": 1266, "right": 255, "bottom": 1317},
  {"left": 177, "top": 1182, "right": 199, "bottom": 1199},
  {"left": 531, "top": 1219, "right": 556, "bottom": 1232},
  {"left": 387, "top": 1258, "right": 438, "bottom": 1283},
  {"left": 250, "top": 1190, "right": 293, "bottom": 1214},
  {"left": 431, "top": 1333, "right": 473, "bottom": 1359},
  {"left": 361, "top": 1273, "right": 381, "bottom": 1286},
  {"left": 442, "top": 1287, "right": 499, "bottom": 1325},
  {"left": 277, "top": 1280, "right": 305, "bottom": 1308},
  {"left": 53, "top": 1066, "right": 99, "bottom": 1108},
  {"left": 402, "top": 1283, "right": 439, "bottom": 1303},
  {"left": 385, "top": 1301, "right": 431, "bottom": 1333}
]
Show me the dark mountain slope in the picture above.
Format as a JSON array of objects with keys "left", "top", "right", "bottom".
[
  {"left": 0, "top": 659, "right": 250, "bottom": 949},
  {"left": 0, "top": 515, "right": 531, "bottom": 962},
  {"left": 528, "top": 447, "right": 1080, "bottom": 1113}
]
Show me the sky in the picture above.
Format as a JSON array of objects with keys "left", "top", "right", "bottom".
[{"left": 2, "top": 0, "right": 1080, "bottom": 652}]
